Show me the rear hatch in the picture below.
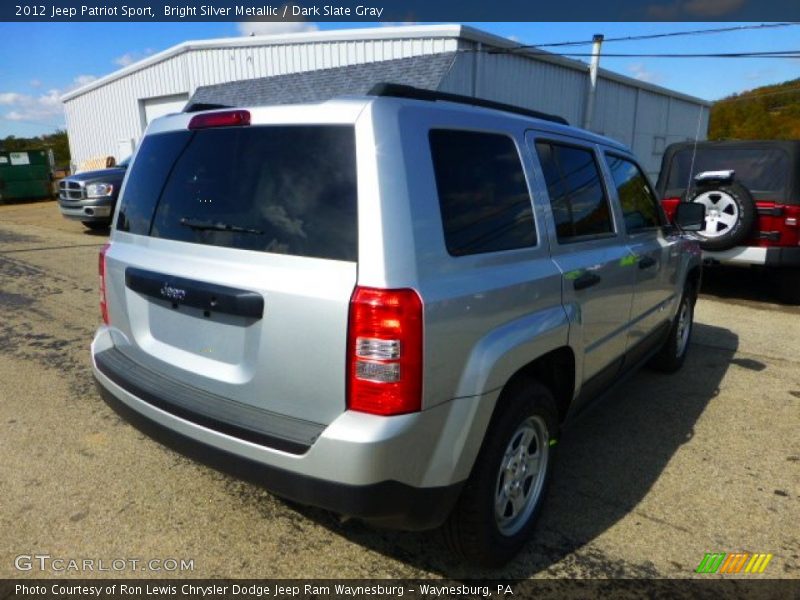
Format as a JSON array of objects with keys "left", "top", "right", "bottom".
[{"left": 104, "top": 111, "right": 359, "bottom": 426}]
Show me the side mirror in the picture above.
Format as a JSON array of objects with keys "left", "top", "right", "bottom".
[{"left": 674, "top": 202, "right": 706, "bottom": 232}]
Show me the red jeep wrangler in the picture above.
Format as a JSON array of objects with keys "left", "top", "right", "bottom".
[{"left": 657, "top": 140, "right": 800, "bottom": 304}]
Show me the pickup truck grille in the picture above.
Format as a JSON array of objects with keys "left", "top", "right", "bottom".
[{"left": 59, "top": 180, "right": 84, "bottom": 200}]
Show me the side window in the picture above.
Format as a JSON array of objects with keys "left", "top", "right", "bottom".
[
  {"left": 534, "top": 141, "right": 614, "bottom": 243},
  {"left": 429, "top": 130, "right": 536, "bottom": 257},
  {"left": 605, "top": 154, "right": 663, "bottom": 231}
]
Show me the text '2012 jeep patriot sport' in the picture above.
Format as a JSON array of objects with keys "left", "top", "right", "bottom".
[{"left": 92, "top": 85, "right": 704, "bottom": 567}]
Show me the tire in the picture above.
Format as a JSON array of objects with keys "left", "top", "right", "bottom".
[
  {"left": 775, "top": 268, "right": 800, "bottom": 305},
  {"left": 443, "top": 380, "right": 558, "bottom": 568},
  {"left": 649, "top": 283, "right": 697, "bottom": 373},
  {"left": 689, "top": 182, "right": 755, "bottom": 251},
  {"left": 82, "top": 221, "right": 110, "bottom": 231}
]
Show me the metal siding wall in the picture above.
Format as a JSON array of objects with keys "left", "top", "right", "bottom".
[
  {"left": 63, "top": 32, "right": 707, "bottom": 177},
  {"left": 666, "top": 97, "right": 708, "bottom": 145},
  {"left": 631, "top": 91, "right": 670, "bottom": 176},
  {"left": 593, "top": 78, "right": 637, "bottom": 147},
  {"left": 631, "top": 91, "right": 708, "bottom": 178},
  {"left": 436, "top": 51, "right": 474, "bottom": 96},
  {"left": 63, "top": 54, "right": 189, "bottom": 166},
  {"left": 64, "top": 37, "right": 460, "bottom": 165},
  {"left": 440, "top": 51, "right": 708, "bottom": 180},
  {"left": 477, "top": 53, "right": 586, "bottom": 126}
]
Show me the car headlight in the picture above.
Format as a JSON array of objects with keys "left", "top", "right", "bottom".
[{"left": 85, "top": 183, "right": 114, "bottom": 198}]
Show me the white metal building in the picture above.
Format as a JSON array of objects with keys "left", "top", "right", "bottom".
[{"left": 61, "top": 24, "right": 710, "bottom": 178}]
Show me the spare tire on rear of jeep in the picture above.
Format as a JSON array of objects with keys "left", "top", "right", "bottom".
[{"left": 688, "top": 182, "right": 756, "bottom": 251}]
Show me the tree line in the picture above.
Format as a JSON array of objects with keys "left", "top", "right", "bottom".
[
  {"left": 0, "top": 130, "right": 70, "bottom": 167},
  {"left": 709, "top": 78, "right": 800, "bottom": 140}
]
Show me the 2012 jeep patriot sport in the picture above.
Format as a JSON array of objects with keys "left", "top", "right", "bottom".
[{"left": 92, "top": 85, "right": 704, "bottom": 567}]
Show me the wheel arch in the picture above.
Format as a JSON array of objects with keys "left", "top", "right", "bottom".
[{"left": 493, "top": 346, "right": 576, "bottom": 426}]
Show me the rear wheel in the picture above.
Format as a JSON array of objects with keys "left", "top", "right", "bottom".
[
  {"left": 649, "top": 282, "right": 696, "bottom": 373},
  {"left": 443, "top": 380, "right": 557, "bottom": 567},
  {"left": 690, "top": 182, "right": 755, "bottom": 251}
]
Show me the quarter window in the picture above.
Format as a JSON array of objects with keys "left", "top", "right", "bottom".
[
  {"left": 429, "top": 130, "right": 536, "bottom": 257},
  {"left": 535, "top": 142, "right": 614, "bottom": 242}
]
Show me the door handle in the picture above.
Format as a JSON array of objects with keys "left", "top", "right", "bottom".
[
  {"left": 573, "top": 272, "right": 602, "bottom": 291},
  {"left": 638, "top": 256, "right": 657, "bottom": 270}
]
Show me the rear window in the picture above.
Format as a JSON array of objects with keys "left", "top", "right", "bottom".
[
  {"left": 666, "top": 147, "right": 790, "bottom": 195},
  {"left": 117, "top": 125, "right": 358, "bottom": 262}
]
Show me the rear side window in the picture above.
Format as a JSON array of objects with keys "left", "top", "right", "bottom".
[
  {"left": 605, "top": 154, "right": 663, "bottom": 231},
  {"left": 117, "top": 132, "right": 191, "bottom": 235},
  {"left": 429, "top": 130, "right": 536, "bottom": 257},
  {"left": 535, "top": 142, "right": 614, "bottom": 242},
  {"left": 666, "top": 147, "right": 790, "bottom": 195},
  {"left": 117, "top": 125, "right": 358, "bottom": 262}
]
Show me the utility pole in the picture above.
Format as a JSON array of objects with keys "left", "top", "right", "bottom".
[{"left": 583, "top": 34, "right": 604, "bottom": 131}]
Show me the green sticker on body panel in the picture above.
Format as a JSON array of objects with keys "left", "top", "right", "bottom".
[{"left": 619, "top": 254, "right": 638, "bottom": 267}]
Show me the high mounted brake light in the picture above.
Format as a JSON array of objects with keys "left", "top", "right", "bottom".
[
  {"left": 347, "top": 287, "right": 423, "bottom": 416},
  {"left": 188, "top": 110, "right": 251, "bottom": 130}
]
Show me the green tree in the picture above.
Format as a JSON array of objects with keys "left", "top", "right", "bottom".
[
  {"left": 709, "top": 78, "right": 800, "bottom": 140},
  {"left": 0, "top": 130, "right": 70, "bottom": 166}
]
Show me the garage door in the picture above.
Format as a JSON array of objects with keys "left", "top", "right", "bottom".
[{"left": 141, "top": 94, "right": 189, "bottom": 127}]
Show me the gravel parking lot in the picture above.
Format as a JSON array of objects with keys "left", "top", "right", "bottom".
[{"left": 1, "top": 199, "right": 798, "bottom": 580}]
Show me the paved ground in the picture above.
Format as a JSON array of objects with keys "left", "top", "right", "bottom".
[{"left": 1, "top": 199, "right": 798, "bottom": 579}]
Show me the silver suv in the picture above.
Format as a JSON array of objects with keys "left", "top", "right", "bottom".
[{"left": 92, "top": 85, "right": 704, "bottom": 567}]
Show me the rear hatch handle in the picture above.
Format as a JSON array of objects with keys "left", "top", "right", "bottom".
[{"left": 125, "top": 267, "right": 264, "bottom": 319}]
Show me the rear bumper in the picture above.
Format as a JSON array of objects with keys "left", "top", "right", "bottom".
[
  {"left": 95, "top": 381, "right": 461, "bottom": 530},
  {"left": 91, "top": 328, "right": 494, "bottom": 530},
  {"left": 703, "top": 246, "right": 800, "bottom": 268}
]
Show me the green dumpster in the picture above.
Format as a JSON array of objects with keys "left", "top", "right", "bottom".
[{"left": 0, "top": 149, "right": 53, "bottom": 201}]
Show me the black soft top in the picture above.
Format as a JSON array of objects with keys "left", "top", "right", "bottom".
[{"left": 656, "top": 140, "right": 800, "bottom": 204}]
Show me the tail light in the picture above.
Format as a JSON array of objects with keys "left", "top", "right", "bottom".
[
  {"left": 347, "top": 286, "right": 423, "bottom": 416},
  {"left": 661, "top": 197, "right": 681, "bottom": 222},
  {"left": 99, "top": 242, "right": 111, "bottom": 325}
]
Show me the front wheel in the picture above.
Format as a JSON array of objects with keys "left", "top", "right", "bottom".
[
  {"left": 649, "top": 283, "right": 696, "bottom": 373},
  {"left": 443, "top": 380, "right": 557, "bottom": 567}
]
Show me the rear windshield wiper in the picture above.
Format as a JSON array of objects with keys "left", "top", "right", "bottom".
[{"left": 179, "top": 217, "right": 263, "bottom": 235}]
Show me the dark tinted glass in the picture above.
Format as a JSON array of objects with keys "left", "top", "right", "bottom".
[
  {"left": 606, "top": 154, "right": 662, "bottom": 231},
  {"left": 117, "top": 131, "right": 191, "bottom": 235},
  {"left": 429, "top": 130, "right": 536, "bottom": 256},
  {"left": 535, "top": 142, "right": 613, "bottom": 242},
  {"left": 667, "top": 147, "right": 790, "bottom": 194},
  {"left": 117, "top": 125, "right": 358, "bottom": 262}
]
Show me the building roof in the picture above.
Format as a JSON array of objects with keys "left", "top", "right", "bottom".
[
  {"left": 186, "top": 53, "right": 458, "bottom": 110},
  {"left": 61, "top": 24, "right": 710, "bottom": 107}
]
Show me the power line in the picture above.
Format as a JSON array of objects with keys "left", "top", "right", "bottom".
[
  {"left": 714, "top": 85, "right": 800, "bottom": 103},
  {"left": 516, "top": 22, "right": 800, "bottom": 49},
  {"left": 488, "top": 49, "right": 800, "bottom": 59}
]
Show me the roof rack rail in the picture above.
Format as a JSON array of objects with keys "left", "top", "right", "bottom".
[{"left": 367, "top": 83, "right": 569, "bottom": 126}]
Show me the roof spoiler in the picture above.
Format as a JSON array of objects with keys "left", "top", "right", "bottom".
[
  {"left": 367, "top": 83, "right": 569, "bottom": 125},
  {"left": 183, "top": 102, "right": 234, "bottom": 113}
]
